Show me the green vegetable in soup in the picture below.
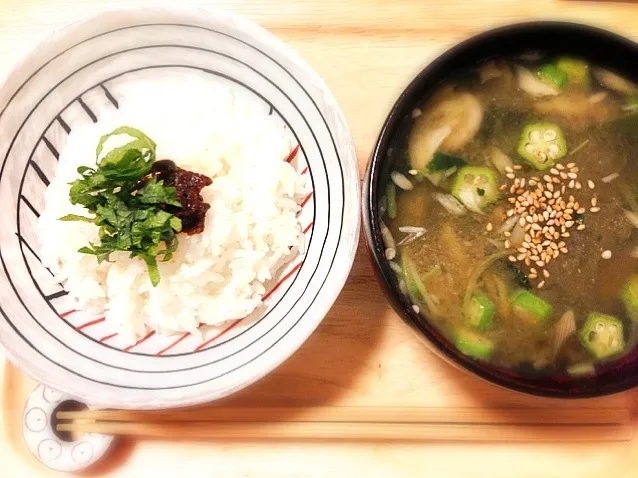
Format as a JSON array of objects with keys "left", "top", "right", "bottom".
[
  {"left": 506, "top": 263, "right": 532, "bottom": 289},
  {"left": 537, "top": 64, "right": 568, "bottom": 90},
  {"left": 556, "top": 57, "right": 590, "bottom": 88},
  {"left": 465, "top": 293, "right": 496, "bottom": 330},
  {"left": 567, "top": 362, "right": 596, "bottom": 378},
  {"left": 579, "top": 313, "right": 624, "bottom": 359},
  {"left": 454, "top": 327, "right": 494, "bottom": 360},
  {"left": 511, "top": 290, "right": 553, "bottom": 323},
  {"left": 386, "top": 182, "right": 397, "bottom": 219},
  {"left": 402, "top": 254, "right": 426, "bottom": 302},
  {"left": 427, "top": 151, "right": 467, "bottom": 172},
  {"left": 517, "top": 123, "right": 567, "bottom": 170},
  {"left": 451, "top": 166, "right": 499, "bottom": 213},
  {"left": 621, "top": 275, "right": 638, "bottom": 322}
]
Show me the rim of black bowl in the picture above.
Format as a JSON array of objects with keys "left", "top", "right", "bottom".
[{"left": 363, "top": 21, "right": 638, "bottom": 398}]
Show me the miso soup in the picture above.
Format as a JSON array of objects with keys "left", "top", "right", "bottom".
[{"left": 381, "top": 54, "right": 638, "bottom": 377}]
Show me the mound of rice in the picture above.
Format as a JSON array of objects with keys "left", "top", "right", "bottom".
[{"left": 37, "top": 78, "right": 309, "bottom": 340}]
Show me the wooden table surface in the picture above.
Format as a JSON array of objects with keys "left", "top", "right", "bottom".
[{"left": 2, "top": 0, "right": 638, "bottom": 476}]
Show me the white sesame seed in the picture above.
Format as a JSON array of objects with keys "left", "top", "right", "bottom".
[
  {"left": 560, "top": 172, "right": 568, "bottom": 180},
  {"left": 601, "top": 250, "right": 612, "bottom": 260},
  {"left": 538, "top": 281, "right": 545, "bottom": 289},
  {"left": 566, "top": 162, "right": 576, "bottom": 169},
  {"left": 543, "top": 269, "right": 550, "bottom": 278},
  {"left": 505, "top": 166, "right": 514, "bottom": 173},
  {"left": 568, "top": 180, "right": 575, "bottom": 188},
  {"left": 590, "top": 207, "right": 601, "bottom": 213},
  {"left": 509, "top": 255, "right": 517, "bottom": 263},
  {"left": 537, "top": 261, "right": 546, "bottom": 268},
  {"left": 567, "top": 172, "right": 578, "bottom": 179},
  {"left": 588, "top": 180, "right": 596, "bottom": 189},
  {"left": 506, "top": 173, "right": 516, "bottom": 179},
  {"left": 385, "top": 248, "right": 396, "bottom": 260},
  {"left": 486, "top": 222, "right": 493, "bottom": 232},
  {"left": 504, "top": 231, "right": 512, "bottom": 237},
  {"left": 577, "top": 224, "right": 586, "bottom": 231},
  {"left": 591, "top": 197, "right": 597, "bottom": 207},
  {"left": 517, "top": 253, "right": 527, "bottom": 261},
  {"left": 519, "top": 217, "right": 526, "bottom": 227},
  {"left": 408, "top": 169, "right": 418, "bottom": 176},
  {"left": 513, "top": 164, "right": 523, "bottom": 170},
  {"left": 412, "top": 304, "right": 420, "bottom": 313},
  {"left": 575, "top": 182, "right": 582, "bottom": 190},
  {"left": 556, "top": 164, "right": 565, "bottom": 170},
  {"left": 577, "top": 207, "right": 586, "bottom": 214},
  {"left": 565, "top": 221, "right": 575, "bottom": 228},
  {"left": 550, "top": 168, "right": 559, "bottom": 175},
  {"left": 505, "top": 240, "right": 511, "bottom": 249},
  {"left": 560, "top": 247, "right": 569, "bottom": 254}
]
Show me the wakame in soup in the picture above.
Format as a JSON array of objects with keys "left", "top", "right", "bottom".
[{"left": 381, "top": 54, "right": 638, "bottom": 377}]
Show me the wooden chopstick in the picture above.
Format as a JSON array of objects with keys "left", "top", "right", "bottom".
[
  {"left": 56, "top": 407, "right": 633, "bottom": 442},
  {"left": 56, "top": 421, "right": 632, "bottom": 442},
  {"left": 56, "top": 406, "right": 630, "bottom": 425}
]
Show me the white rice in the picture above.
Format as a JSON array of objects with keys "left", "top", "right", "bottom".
[{"left": 37, "top": 78, "right": 309, "bottom": 341}]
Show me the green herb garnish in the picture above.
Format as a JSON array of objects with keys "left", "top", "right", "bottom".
[
  {"left": 506, "top": 263, "right": 532, "bottom": 290},
  {"left": 428, "top": 151, "right": 468, "bottom": 172},
  {"left": 61, "top": 126, "right": 182, "bottom": 286}
]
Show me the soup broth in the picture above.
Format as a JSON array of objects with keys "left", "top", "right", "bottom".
[{"left": 381, "top": 54, "right": 638, "bottom": 377}]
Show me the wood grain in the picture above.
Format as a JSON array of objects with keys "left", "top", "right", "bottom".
[{"left": 1, "top": 0, "right": 638, "bottom": 477}]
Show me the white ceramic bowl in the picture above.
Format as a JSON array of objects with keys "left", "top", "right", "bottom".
[{"left": 0, "top": 8, "right": 359, "bottom": 409}]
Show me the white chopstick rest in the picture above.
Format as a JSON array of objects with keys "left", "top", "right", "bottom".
[{"left": 23, "top": 385, "right": 114, "bottom": 472}]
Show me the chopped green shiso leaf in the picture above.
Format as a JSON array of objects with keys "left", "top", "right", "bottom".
[{"left": 60, "top": 126, "right": 182, "bottom": 286}]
